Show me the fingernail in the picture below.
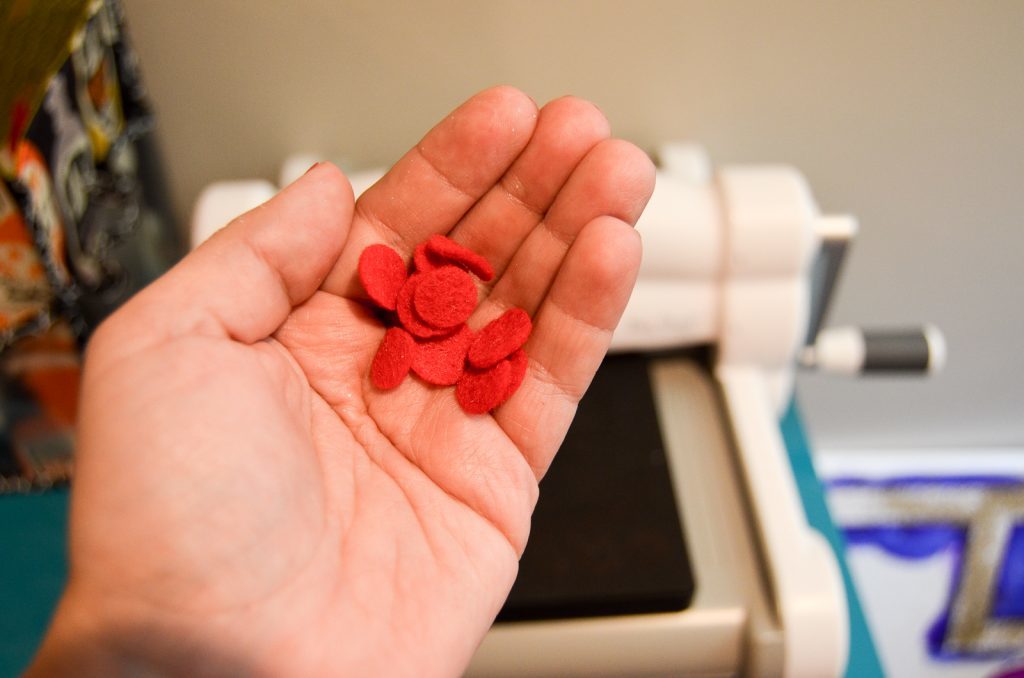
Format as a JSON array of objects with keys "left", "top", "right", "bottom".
[{"left": 304, "top": 162, "right": 320, "bottom": 175}]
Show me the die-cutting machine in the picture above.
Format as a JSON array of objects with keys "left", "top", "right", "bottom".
[{"left": 192, "top": 144, "right": 944, "bottom": 677}]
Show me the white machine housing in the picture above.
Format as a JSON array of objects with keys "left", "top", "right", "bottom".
[{"left": 615, "top": 145, "right": 851, "bottom": 677}]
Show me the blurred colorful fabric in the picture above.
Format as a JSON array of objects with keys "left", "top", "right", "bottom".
[{"left": 0, "top": 0, "right": 182, "bottom": 493}]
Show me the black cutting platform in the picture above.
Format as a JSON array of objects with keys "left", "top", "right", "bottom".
[{"left": 498, "top": 353, "right": 695, "bottom": 621}]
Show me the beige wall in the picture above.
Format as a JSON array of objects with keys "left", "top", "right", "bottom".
[{"left": 123, "top": 0, "right": 1024, "bottom": 449}]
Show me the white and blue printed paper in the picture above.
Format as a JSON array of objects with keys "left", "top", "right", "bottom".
[{"left": 820, "top": 451, "right": 1024, "bottom": 678}]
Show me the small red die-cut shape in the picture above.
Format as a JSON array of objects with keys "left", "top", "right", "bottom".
[
  {"left": 411, "top": 324, "right": 473, "bottom": 386},
  {"left": 396, "top": 274, "right": 456, "bottom": 338},
  {"left": 413, "top": 265, "right": 477, "bottom": 329},
  {"left": 413, "top": 242, "right": 442, "bottom": 273},
  {"left": 500, "top": 348, "right": 529, "bottom": 404},
  {"left": 358, "top": 244, "right": 408, "bottom": 311},
  {"left": 467, "top": 308, "right": 532, "bottom": 369},
  {"left": 371, "top": 327, "right": 415, "bottom": 390},
  {"left": 425, "top": 234, "right": 495, "bottom": 282},
  {"left": 456, "top": 360, "right": 512, "bottom": 414}
]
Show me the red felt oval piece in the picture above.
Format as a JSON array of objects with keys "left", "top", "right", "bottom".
[
  {"left": 425, "top": 234, "right": 495, "bottom": 282},
  {"left": 500, "top": 348, "right": 529, "bottom": 404},
  {"left": 411, "top": 324, "right": 473, "bottom": 386},
  {"left": 358, "top": 244, "right": 408, "bottom": 311},
  {"left": 413, "top": 242, "right": 442, "bottom": 273},
  {"left": 371, "top": 327, "right": 414, "bottom": 390},
  {"left": 396, "top": 274, "right": 454, "bottom": 338},
  {"left": 456, "top": 360, "right": 512, "bottom": 414},
  {"left": 413, "top": 266, "right": 477, "bottom": 329},
  {"left": 467, "top": 307, "right": 533, "bottom": 368}
]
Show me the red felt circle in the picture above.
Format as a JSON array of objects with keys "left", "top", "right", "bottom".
[
  {"left": 396, "top": 275, "right": 455, "bottom": 338},
  {"left": 411, "top": 324, "right": 473, "bottom": 386},
  {"left": 413, "top": 242, "right": 442, "bottom": 273},
  {"left": 413, "top": 266, "right": 478, "bottom": 329},
  {"left": 456, "top": 360, "right": 512, "bottom": 414},
  {"left": 425, "top": 234, "right": 495, "bottom": 281},
  {"left": 358, "top": 244, "right": 408, "bottom": 311},
  {"left": 467, "top": 308, "right": 532, "bottom": 369},
  {"left": 371, "top": 327, "right": 414, "bottom": 390}
]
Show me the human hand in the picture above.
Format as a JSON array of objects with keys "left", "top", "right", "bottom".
[{"left": 30, "top": 87, "right": 655, "bottom": 676}]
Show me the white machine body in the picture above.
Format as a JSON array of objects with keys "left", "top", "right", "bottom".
[{"left": 623, "top": 145, "right": 850, "bottom": 677}]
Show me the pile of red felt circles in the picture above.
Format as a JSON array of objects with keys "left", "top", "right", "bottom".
[{"left": 359, "top": 234, "right": 532, "bottom": 415}]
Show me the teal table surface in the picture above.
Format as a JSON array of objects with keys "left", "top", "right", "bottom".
[
  {"left": 782, "top": 401, "right": 885, "bottom": 678},
  {"left": 0, "top": 489, "right": 68, "bottom": 676}
]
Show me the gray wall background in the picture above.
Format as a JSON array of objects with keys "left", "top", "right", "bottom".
[{"left": 122, "top": 0, "right": 1023, "bottom": 450}]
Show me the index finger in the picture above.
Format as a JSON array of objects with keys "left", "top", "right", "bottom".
[{"left": 321, "top": 86, "right": 539, "bottom": 298}]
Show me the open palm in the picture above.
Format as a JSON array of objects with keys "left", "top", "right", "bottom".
[{"left": 33, "top": 87, "right": 654, "bottom": 677}]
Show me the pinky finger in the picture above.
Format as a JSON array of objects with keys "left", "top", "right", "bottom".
[{"left": 492, "top": 215, "right": 642, "bottom": 479}]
